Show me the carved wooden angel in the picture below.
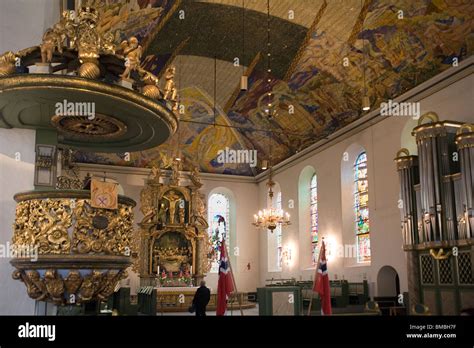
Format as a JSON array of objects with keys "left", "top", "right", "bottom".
[
  {"left": 40, "top": 24, "right": 64, "bottom": 63},
  {"left": 120, "top": 36, "right": 142, "bottom": 80}
]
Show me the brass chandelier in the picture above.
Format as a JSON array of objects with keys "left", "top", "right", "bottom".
[
  {"left": 252, "top": 0, "right": 290, "bottom": 233},
  {"left": 253, "top": 169, "right": 290, "bottom": 232}
]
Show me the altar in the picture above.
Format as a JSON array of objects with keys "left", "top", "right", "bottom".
[
  {"left": 134, "top": 156, "right": 212, "bottom": 288},
  {"left": 154, "top": 286, "right": 215, "bottom": 312},
  {"left": 153, "top": 286, "right": 257, "bottom": 313}
]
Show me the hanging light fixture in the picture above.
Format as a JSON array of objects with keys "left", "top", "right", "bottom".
[
  {"left": 361, "top": 43, "right": 370, "bottom": 111},
  {"left": 253, "top": 0, "right": 289, "bottom": 231},
  {"left": 253, "top": 166, "right": 290, "bottom": 232},
  {"left": 252, "top": 2, "right": 290, "bottom": 231},
  {"left": 362, "top": 95, "right": 370, "bottom": 111},
  {"left": 174, "top": 122, "right": 182, "bottom": 161},
  {"left": 240, "top": 0, "right": 248, "bottom": 91}
]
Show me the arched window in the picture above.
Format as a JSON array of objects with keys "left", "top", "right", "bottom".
[
  {"left": 310, "top": 173, "right": 318, "bottom": 265},
  {"left": 354, "top": 152, "right": 371, "bottom": 262},
  {"left": 208, "top": 193, "right": 230, "bottom": 272}
]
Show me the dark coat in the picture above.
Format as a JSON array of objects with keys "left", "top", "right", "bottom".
[{"left": 192, "top": 285, "right": 211, "bottom": 309}]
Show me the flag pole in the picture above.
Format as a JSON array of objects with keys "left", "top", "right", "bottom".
[
  {"left": 307, "top": 237, "right": 324, "bottom": 316},
  {"left": 224, "top": 241, "right": 244, "bottom": 316}
]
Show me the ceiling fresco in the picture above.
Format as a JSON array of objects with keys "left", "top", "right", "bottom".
[{"left": 74, "top": 0, "right": 474, "bottom": 176}]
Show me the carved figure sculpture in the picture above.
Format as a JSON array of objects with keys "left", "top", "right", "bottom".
[
  {"left": 120, "top": 36, "right": 142, "bottom": 80},
  {"left": 40, "top": 24, "right": 64, "bottom": 63},
  {"left": 163, "top": 191, "right": 181, "bottom": 224}
]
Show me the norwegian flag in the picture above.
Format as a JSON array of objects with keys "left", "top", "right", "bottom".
[
  {"left": 313, "top": 240, "right": 332, "bottom": 315},
  {"left": 216, "top": 239, "right": 234, "bottom": 316}
]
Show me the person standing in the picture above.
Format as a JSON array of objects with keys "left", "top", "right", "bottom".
[{"left": 192, "top": 281, "right": 211, "bottom": 316}]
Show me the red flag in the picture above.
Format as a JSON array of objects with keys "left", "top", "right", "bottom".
[
  {"left": 216, "top": 239, "right": 234, "bottom": 316},
  {"left": 313, "top": 240, "right": 332, "bottom": 315}
]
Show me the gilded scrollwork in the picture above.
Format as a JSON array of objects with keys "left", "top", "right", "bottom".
[
  {"left": 201, "top": 234, "right": 213, "bottom": 275},
  {"left": 140, "top": 188, "right": 154, "bottom": 216},
  {"left": 72, "top": 200, "right": 134, "bottom": 255},
  {"left": 13, "top": 199, "right": 72, "bottom": 255},
  {"left": 12, "top": 197, "right": 134, "bottom": 257}
]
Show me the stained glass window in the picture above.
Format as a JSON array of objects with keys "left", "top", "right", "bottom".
[
  {"left": 310, "top": 173, "right": 318, "bottom": 265},
  {"left": 208, "top": 193, "right": 230, "bottom": 273},
  {"left": 354, "top": 152, "right": 371, "bottom": 263},
  {"left": 275, "top": 191, "right": 282, "bottom": 270}
]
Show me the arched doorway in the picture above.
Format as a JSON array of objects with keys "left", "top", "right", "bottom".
[{"left": 377, "top": 266, "right": 400, "bottom": 297}]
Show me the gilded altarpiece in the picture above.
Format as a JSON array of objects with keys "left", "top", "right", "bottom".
[{"left": 137, "top": 165, "right": 210, "bottom": 287}]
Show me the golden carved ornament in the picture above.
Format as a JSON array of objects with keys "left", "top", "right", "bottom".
[
  {"left": 119, "top": 36, "right": 142, "bottom": 80},
  {"left": 456, "top": 123, "right": 474, "bottom": 135},
  {"left": 189, "top": 166, "right": 203, "bottom": 188},
  {"left": 143, "top": 84, "right": 162, "bottom": 99},
  {"left": 455, "top": 123, "right": 474, "bottom": 149},
  {"left": 0, "top": 51, "right": 17, "bottom": 76},
  {"left": 137, "top": 162, "right": 212, "bottom": 278},
  {"left": 201, "top": 233, "right": 213, "bottom": 274},
  {"left": 395, "top": 148, "right": 410, "bottom": 157},
  {"left": 51, "top": 114, "right": 127, "bottom": 139},
  {"left": 429, "top": 248, "right": 452, "bottom": 260},
  {"left": 72, "top": 199, "right": 134, "bottom": 255},
  {"left": 12, "top": 196, "right": 135, "bottom": 257},
  {"left": 417, "top": 112, "right": 439, "bottom": 125},
  {"left": 13, "top": 199, "right": 72, "bottom": 255},
  {"left": 44, "top": 269, "right": 65, "bottom": 303},
  {"left": 12, "top": 269, "right": 125, "bottom": 305},
  {"left": 78, "top": 59, "right": 101, "bottom": 78},
  {"left": 12, "top": 270, "right": 48, "bottom": 301},
  {"left": 2, "top": 4, "right": 180, "bottom": 123},
  {"left": 40, "top": 24, "right": 64, "bottom": 63},
  {"left": 64, "top": 270, "right": 82, "bottom": 294},
  {"left": 163, "top": 66, "right": 178, "bottom": 110}
]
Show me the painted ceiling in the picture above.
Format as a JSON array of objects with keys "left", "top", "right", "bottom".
[{"left": 74, "top": 0, "right": 474, "bottom": 176}]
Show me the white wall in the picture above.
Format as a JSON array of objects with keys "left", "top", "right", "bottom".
[
  {"left": 0, "top": 129, "right": 36, "bottom": 314},
  {"left": 0, "top": 0, "right": 60, "bottom": 315},
  {"left": 0, "top": 0, "right": 60, "bottom": 53},
  {"left": 258, "top": 72, "right": 474, "bottom": 297}
]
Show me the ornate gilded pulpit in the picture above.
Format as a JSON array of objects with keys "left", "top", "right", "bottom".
[{"left": 0, "top": 3, "right": 179, "bottom": 311}]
